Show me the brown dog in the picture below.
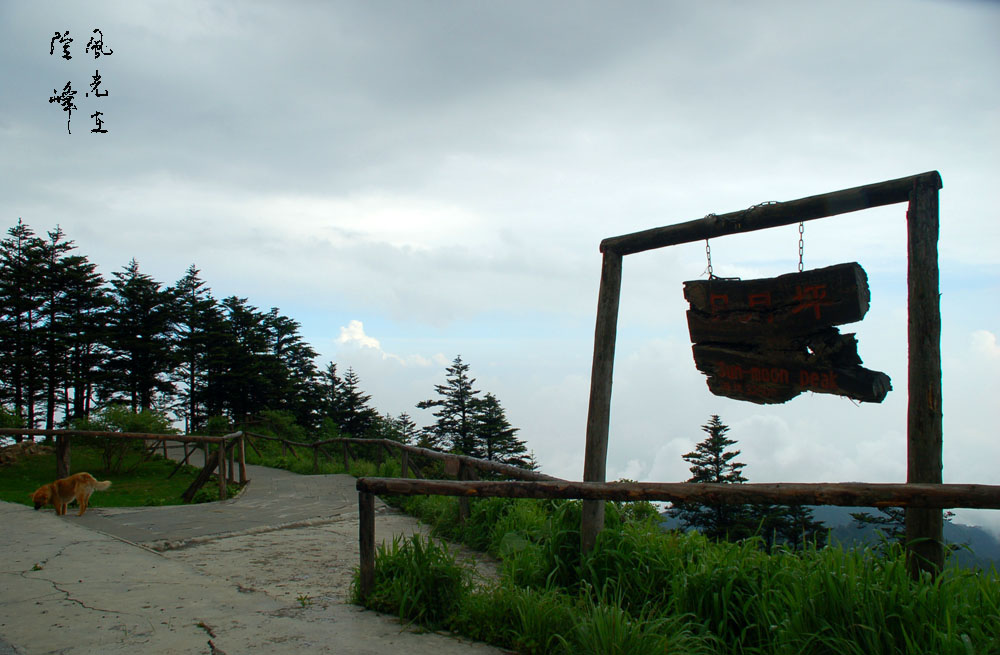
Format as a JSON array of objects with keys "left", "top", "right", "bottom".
[{"left": 31, "top": 472, "right": 112, "bottom": 516}]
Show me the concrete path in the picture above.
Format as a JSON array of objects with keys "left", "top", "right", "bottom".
[{"left": 0, "top": 456, "right": 505, "bottom": 655}]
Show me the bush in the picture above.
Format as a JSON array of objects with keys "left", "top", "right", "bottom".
[
  {"left": 72, "top": 405, "right": 177, "bottom": 473},
  {"left": 352, "top": 535, "right": 469, "bottom": 628}
]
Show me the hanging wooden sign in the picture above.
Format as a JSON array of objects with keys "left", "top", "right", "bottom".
[{"left": 683, "top": 262, "right": 891, "bottom": 404}]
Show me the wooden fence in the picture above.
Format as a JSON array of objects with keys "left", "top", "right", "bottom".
[
  {"left": 0, "top": 428, "right": 247, "bottom": 501},
  {"left": 354, "top": 476, "right": 1000, "bottom": 600},
  {"left": 242, "top": 432, "right": 561, "bottom": 521}
]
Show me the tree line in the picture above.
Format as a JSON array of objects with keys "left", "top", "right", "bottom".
[{"left": 0, "top": 220, "right": 530, "bottom": 467}]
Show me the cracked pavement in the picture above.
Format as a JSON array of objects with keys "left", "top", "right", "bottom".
[{"left": 0, "top": 461, "right": 503, "bottom": 654}]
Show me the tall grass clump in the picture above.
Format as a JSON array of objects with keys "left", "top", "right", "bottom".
[
  {"left": 351, "top": 534, "right": 469, "bottom": 629},
  {"left": 357, "top": 493, "right": 1000, "bottom": 654}
]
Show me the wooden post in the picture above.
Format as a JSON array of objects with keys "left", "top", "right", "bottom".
[
  {"left": 905, "top": 174, "right": 944, "bottom": 578},
  {"left": 458, "top": 462, "right": 471, "bottom": 522},
  {"left": 218, "top": 441, "right": 227, "bottom": 500},
  {"left": 342, "top": 442, "right": 350, "bottom": 472},
  {"left": 162, "top": 439, "right": 168, "bottom": 458},
  {"left": 581, "top": 249, "right": 623, "bottom": 552},
  {"left": 457, "top": 462, "right": 479, "bottom": 523},
  {"left": 55, "top": 434, "right": 71, "bottom": 479},
  {"left": 401, "top": 450, "right": 409, "bottom": 478},
  {"left": 238, "top": 434, "right": 247, "bottom": 484},
  {"left": 358, "top": 491, "right": 376, "bottom": 604}
]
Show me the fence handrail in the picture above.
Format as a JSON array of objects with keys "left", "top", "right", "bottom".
[
  {"left": 356, "top": 477, "right": 1000, "bottom": 509},
  {"left": 0, "top": 428, "right": 237, "bottom": 444},
  {"left": 0, "top": 428, "right": 248, "bottom": 500},
  {"left": 242, "top": 433, "right": 561, "bottom": 482},
  {"left": 355, "top": 476, "right": 1000, "bottom": 602}
]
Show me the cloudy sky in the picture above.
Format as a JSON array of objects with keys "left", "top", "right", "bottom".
[{"left": 3, "top": 2, "right": 999, "bottom": 530}]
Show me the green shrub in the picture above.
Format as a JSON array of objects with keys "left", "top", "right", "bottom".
[
  {"left": 353, "top": 535, "right": 469, "bottom": 628},
  {"left": 72, "top": 405, "right": 176, "bottom": 473}
]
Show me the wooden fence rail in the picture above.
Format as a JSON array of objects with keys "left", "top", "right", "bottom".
[
  {"left": 242, "top": 433, "right": 562, "bottom": 483},
  {"left": 354, "top": 476, "right": 1000, "bottom": 602},
  {"left": 0, "top": 428, "right": 246, "bottom": 501}
]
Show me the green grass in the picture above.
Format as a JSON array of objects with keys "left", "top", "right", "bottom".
[
  {"left": 355, "top": 494, "right": 1000, "bottom": 655},
  {"left": 0, "top": 444, "right": 233, "bottom": 507},
  {"left": 243, "top": 436, "right": 404, "bottom": 479}
]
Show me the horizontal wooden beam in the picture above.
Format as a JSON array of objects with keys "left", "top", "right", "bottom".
[
  {"left": 601, "top": 171, "right": 942, "bottom": 256},
  {"left": 308, "top": 437, "right": 563, "bottom": 482},
  {"left": 0, "top": 428, "right": 230, "bottom": 444},
  {"left": 356, "top": 477, "right": 1000, "bottom": 510}
]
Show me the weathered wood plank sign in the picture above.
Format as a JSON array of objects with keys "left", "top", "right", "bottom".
[{"left": 684, "top": 263, "right": 891, "bottom": 404}]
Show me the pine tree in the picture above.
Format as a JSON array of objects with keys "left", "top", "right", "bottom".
[
  {"left": 39, "top": 226, "right": 76, "bottom": 431},
  {"left": 169, "top": 265, "right": 219, "bottom": 433},
  {"left": 669, "top": 415, "right": 752, "bottom": 540},
  {"left": 417, "top": 355, "right": 482, "bottom": 456},
  {"left": 336, "top": 367, "right": 377, "bottom": 437},
  {"left": 214, "top": 296, "right": 272, "bottom": 424},
  {"left": 59, "top": 252, "right": 108, "bottom": 424},
  {"left": 262, "top": 308, "right": 319, "bottom": 428},
  {"left": 103, "top": 259, "right": 177, "bottom": 411},
  {"left": 0, "top": 220, "right": 47, "bottom": 431},
  {"left": 474, "top": 392, "right": 529, "bottom": 466},
  {"left": 395, "top": 412, "right": 417, "bottom": 444},
  {"left": 752, "top": 503, "right": 827, "bottom": 550},
  {"left": 850, "top": 506, "right": 906, "bottom": 542}
]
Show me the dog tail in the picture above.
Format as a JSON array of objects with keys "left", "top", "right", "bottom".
[{"left": 94, "top": 480, "right": 112, "bottom": 491}]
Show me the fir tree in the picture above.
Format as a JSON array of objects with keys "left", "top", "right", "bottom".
[
  {"left": 103, "top": 259, "right": 176, "bottom": 411},
  {"left": 395, "top": 412, "right": 417, "bottom": 444},
  {"left": 669, "top": 415, "right": 752, "bottom": 540},
  {"left": 753, "top": 503, "right": 827, "bottom": 550},
  {"left": 474, "top": 392, "right": 529, "bottom": 466},
  {"left": 417, "top": 355, "right": 482, "bottom": 456},
  {"left": 0, "top": 219, "right": 46, "bottom": 430},
  {"left": 337, "top": 367, "right": 377, "bottom": 437},
  {"left": 169, "top": 265, "right": 218, "bottom": 433},
  {"left": 59, "top": 252, "right": 108, "bottom": 424}
]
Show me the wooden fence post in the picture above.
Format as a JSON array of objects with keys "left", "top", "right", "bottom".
[
  {"left": 55, "top": 434, "right": 71, "bottom": 479},
  {"left": 343, "top": 442, "right": 350, "bottom": 472},
  {"left": 457, "top": 462, "right": 480, "bottom": 523},
  {"left": 238, "top": 434, "right": 247, "bottom": 484},
  {"left": 905, "top": 174, "right": 944, "bottom": 578},
  {"left": 313, "top": 445, "right": 320, "bottom": 473},
  {"left": 581, "top": 249, "right": 623, "bottom": 553},
  {"left": 359, "top": 491, "right": 375, "bottom": 603},
  {"left": 218, "top": 441, "right": 227, "bottom": 500}
]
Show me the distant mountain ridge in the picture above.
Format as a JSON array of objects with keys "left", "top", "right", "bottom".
[{"left": 660, "top": 506, "right": 1000, "bottom": 571}]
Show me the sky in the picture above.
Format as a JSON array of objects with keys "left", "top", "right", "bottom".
[{"left": 3, "top": 2, "right": 999, "bottom": 531}]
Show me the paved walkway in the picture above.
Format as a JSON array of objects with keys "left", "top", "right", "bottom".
[
  {"left": 73, "top": 461, "right": 363, "bottom": 551},
  {"left": 0, "top": 449, "right": 504, "bottom": 655}
]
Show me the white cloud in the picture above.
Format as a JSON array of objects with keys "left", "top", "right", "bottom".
[
  {"left": 337, "top": 320, "right": 382, "bottom": 350},
  {"left": 972, "top": 330, "right": 1000, "bottom": 359},
  {"left": 335, "top": 320, "right": 448, "bottom": 369}
]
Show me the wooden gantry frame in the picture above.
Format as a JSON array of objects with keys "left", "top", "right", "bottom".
[{"left": 580, "top": 171, "right": 945, "bottom": 576}]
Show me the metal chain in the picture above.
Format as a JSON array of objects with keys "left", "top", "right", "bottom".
[
  {"left": 798, "top": 221, "right": 804, "bottom": 272},
  {"left": 703, "top": 213, "right": 717, "bottom": 278}
]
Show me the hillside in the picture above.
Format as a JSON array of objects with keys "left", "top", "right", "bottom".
[{"left": 661, "top": 506, "right": 1000, "bottom": 571}]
